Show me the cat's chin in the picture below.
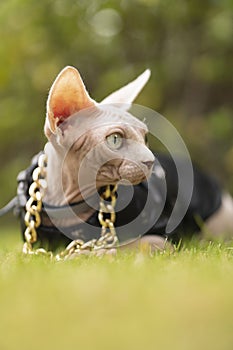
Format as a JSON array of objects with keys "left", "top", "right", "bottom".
[
  {"left": 119, "top": 168, "right": 152, "bottom": 185},
  {"left": 119, "top": 174, "right": 148, "bottom": 186}
]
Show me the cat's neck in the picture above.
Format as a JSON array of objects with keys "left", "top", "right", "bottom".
[{"left": 43, "top": 142, "right": 95, "bottom": 206}]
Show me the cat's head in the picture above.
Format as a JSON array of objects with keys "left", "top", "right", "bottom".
[{"left": 45, "top": 66, "right": 154, "bottom": 189}]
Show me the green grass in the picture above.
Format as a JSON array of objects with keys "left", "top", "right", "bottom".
[{"left": 0, "top": 227, "right": 233, "bottom": 350}]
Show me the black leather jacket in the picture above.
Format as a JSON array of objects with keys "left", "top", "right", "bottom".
[{"left": 16, "top": 152, "right": 222, "bottom": 251}]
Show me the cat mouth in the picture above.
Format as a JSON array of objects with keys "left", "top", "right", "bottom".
[
  {"left": 96, "top": 161, "right": 152, "bottom": 187},
  {"left": 120, "top": 166, "right": 152, "bottom": 185}
]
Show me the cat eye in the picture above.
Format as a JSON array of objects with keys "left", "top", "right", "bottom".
[{"left": 106, "top": 133, "right": 123, "bottom": 150}]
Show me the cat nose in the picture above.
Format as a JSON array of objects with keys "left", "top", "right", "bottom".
[{"left": 142, "top": 161, "right": 154, "bottom": 169}]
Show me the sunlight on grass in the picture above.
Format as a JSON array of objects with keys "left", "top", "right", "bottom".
[{"left": 0, "top": 227, "right": 233, "bottom": 350}]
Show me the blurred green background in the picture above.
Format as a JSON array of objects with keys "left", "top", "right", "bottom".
[{"left": 0, "top": 0, "right": 232, "bottom": 221}]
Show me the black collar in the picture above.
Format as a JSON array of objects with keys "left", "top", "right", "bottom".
[{"left": 42, "top": 192, "right": 99, "bottom": 221}]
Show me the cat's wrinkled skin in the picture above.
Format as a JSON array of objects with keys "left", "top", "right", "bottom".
[
  {"left": 43, "top": 66, "right": 233, "bottom": 254},
  {"left": 43, "top": 66, "right": 168, "bottom": 252}
]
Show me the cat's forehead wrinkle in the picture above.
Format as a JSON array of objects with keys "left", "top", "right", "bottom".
[
  {"left": 98, "top": 104, "right": 148, "bottom": 129},
  {"left": 62, "top": 105, "right": 148, "bottom": 140}
]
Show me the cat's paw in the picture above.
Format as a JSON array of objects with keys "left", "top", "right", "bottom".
[{"left": 120, "top": 235, "right": 174, "bottom": 254}]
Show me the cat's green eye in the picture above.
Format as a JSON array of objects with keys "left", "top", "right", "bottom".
[{"left": 106, "top": 133, "right": 123, "bottom": 150}]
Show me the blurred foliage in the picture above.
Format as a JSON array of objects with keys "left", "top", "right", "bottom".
[{"left": 0, "top": 0, "right": 232, "bottom": 210}]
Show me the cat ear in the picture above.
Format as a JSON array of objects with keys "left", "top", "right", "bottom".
[
  {"left": 45, "top": 66, "right": 95, "bottom": 136},
  {"left": 100, "top": 69, "right": 151, "bottom": 110}
]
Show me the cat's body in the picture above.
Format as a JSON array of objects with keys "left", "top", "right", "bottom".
[{"left": 19, "top": 66, "right": 233, "bottom": 251}]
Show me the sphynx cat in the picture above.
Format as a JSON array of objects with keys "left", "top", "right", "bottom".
[{"left": 31, "top": 66, "right": 233, "bottom": 252}]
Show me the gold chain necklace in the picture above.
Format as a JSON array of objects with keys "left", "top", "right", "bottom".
[{"left": 23, "top": 153, "right": 119, "bottom": 260}]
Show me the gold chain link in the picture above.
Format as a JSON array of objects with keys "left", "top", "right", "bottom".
[
  {"left": 57, "top": 185, "right": 119, "bottom": 260},
  {"left": 23, "top": 153, "right": 119, "bottom": 260},
  {"left": 22, "top": 154, "right": 51, "bottom": 256}
]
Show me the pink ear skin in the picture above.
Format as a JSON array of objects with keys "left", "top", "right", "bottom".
[{"left": 45, "top": 66, "right": 95, "bottom": 135}]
